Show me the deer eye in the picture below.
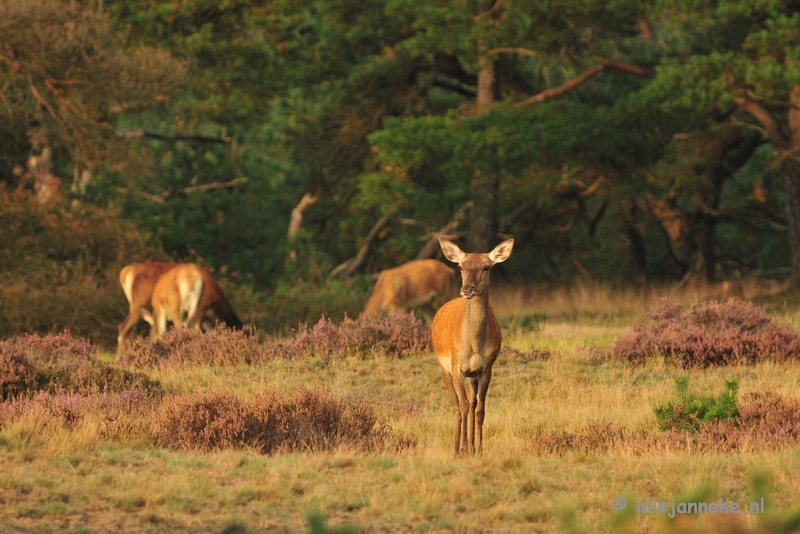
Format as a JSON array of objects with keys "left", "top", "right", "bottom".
[
  {"left": 459, "top": 266, "right": 464, "bottom": 271},
  {"left": 483, "top": 266, "right": 490, "bottom": 271}
]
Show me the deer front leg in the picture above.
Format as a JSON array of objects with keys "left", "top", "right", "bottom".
[
  {"left": 475, "top": 366, "right": 493, "bottom": 454},
  {"left": 441, "top": 367, "right": 461, "bottom": 455},
  {"left": 467, "top": 377, "right": 479, "bottom": 454},
  {"left": 452, "top": 366, "right": 470, "bottom": 455}
]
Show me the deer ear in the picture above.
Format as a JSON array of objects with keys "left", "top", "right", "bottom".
[
  {"left": 488, "top": 239, "right": 514, "bottom": 264},
  {"left": 438, "top": 238, "right": 466, "bottom": 264}
]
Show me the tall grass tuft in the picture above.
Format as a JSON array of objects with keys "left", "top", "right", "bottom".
[{"left": 612, "top": 298, "right": 800, "bottom": 367}]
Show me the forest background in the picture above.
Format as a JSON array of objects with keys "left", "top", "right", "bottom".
[{"left": 2, "top": 0, "right": 800, "bottom": 348}]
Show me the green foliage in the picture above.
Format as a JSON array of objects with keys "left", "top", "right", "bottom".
[
  {"left": 307, "top": 511, "right": 359, "bottom": 534},
  {"left": 653, "top": 376, "right": 740, "bottom": 432},
  {"left": 0, "top": 187, "right": 166, "bottom": 347}
]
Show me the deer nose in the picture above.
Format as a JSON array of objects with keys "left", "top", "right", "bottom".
[{"left": 461, "top": 285, "right": 477, "bottom": 298}]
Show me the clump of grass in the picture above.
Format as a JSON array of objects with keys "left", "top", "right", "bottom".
[
  {"left": 612, "top": 298, "right": 800, "bottom": 367},
  {"left": 0, "top": 332, "right": 160, "bottom": 398},
  {"left": 531, "top": 392, "right": 800, "bottom": 456},
  {"left": 119, "top": 325, "right": 263, "bottom": 369},
  {"left": 264, "top": 312, "right": 431, "bottom": 361},
  {"left": 653, "top": 376, "right": 740, "bottom": 432},
  {"left": 152, "top": 388, "right": 415, "bottom": 454}
]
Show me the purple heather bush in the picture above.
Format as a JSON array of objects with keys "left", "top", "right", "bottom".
[
  {"left": 0, "top": 332, "right": 160, "bottom": 398},
  {"left": 152, "top": 388, "right": 413, "bottom": 454},
  {"left": 612, "top": 298, "right": 800, "bottom": 367},
  {"left": 264, "top": 312, "right": 432, "bottom": 361},
  {"left": 119, "top": 313, "right": 431, "bottom": 368},
  {"left": 120, "top": 325, "right": 263, "bottom": 369},
  {"left": 0, "top": 345, "right": 38, "bottom": 400},
  {"left": 531, "top": 392, "right": 800, "bottom": 456},
  {"left": 0, "top": 389, "right": 159, "bottom": 440}
]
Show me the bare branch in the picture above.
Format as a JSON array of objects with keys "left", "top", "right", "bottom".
[
  {"left": 288, "top": 192, "right": 320, "bottom": 239},
  {"left": 331, "top": 211, "right": 395, "bottom": 278},
  {"left": 166, "top": 177, "right": 248, "bottom": 198},
  {"left": 513, "top": 61, "right": 653, "bottom": 109},
  {"left": 486, "top": 47, "right": 539, "bottom": 58},
  {"left": 416, "top": 202, "right": 473, "bottom": 259},
  {"left": 733, "top": 96, "right": 791, "bottom": 150},
  {"left": 474, "top": 0, "right": 503, "bottom": 19},
  {"left": 116, "top": 177, "right": 248, "bottom": 204},
  {"left": 115, "top": 128, "right": 231, "bottom": 144}
]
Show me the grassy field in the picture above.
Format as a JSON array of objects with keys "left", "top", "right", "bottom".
[{"left": 2, "top": 282, "right": 800, "bottom": 533}]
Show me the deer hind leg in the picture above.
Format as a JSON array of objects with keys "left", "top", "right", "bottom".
[{"left": 117, "top": 306, "right": 141, "bottom": 356}]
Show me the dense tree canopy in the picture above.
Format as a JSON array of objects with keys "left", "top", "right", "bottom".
[{"left": 2, "top": 0, "right": 797, "bottom": 297}]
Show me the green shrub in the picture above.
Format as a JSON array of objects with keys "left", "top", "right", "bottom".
[{"left": 653, "top": 376, "right": 739, "bottom": 432}]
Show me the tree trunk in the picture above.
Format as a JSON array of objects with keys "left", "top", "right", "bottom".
[
  {"left": 781, "top": 156, "right": 800, "bottom": 284},
  {"left": 784, "top": 85, "right": 800, "bottom": 284},
  {"left": 466, "top": 0, "right": 498, "bottom": 253}
]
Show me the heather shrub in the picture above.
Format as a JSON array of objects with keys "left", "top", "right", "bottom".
[
  {"left": 152, "top": 389, "right": 412, "bottom": 454},
  {"left": 0, "top": 389, "right": 159, "bottom": 441},
  {"left": 0, "top": 346, "right": 38, "bottom": 400},
  {"left": 653, "top": 376, "right": 740, "bottom": 432},
  {"left": 120, "top": 325, "right": 263, "bottom": 369},
  {"left": 264, "top": 313, "right": 431, "bottom": 361},
  {"left": 612, "top": 298, "right": 800, "bottom": 367},
  {"left": 0, "top": 332, "right": 160, "bottom": 397},
  {"left": 531, "top": 392, "right": 800, "bottom": 456}
]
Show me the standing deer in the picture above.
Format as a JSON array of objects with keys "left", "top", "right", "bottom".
[
  {"left": 361, "top": 259, "right": 455, "bottom": 322},
  {"left": 139, "top": 263, "right": 205, "bottom": 340},
  {"left": 118, "top": 262, "right": 243, "bottom": 354},
  {"left": 431, "top": 237, "right": 514, "bottom": 455}
]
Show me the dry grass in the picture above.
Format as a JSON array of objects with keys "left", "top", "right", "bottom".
[{"left": 2, "top": 282, "right": 800, "bottom": 533}]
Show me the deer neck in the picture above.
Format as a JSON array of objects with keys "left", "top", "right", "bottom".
[{"left": 461, "top": 291, "right": 492, "bottom": 337}]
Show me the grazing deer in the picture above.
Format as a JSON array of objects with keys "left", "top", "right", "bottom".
[
  {"left": 139, "top": 263, "right": 205, "bottom": 340},
  {"left": 117, "top": 262, "right": 243, "bottom": 354},
  {"left": 361, "top": 259, "right": 455, "bottom": 322},
  {"left": 118, "top": 262, "right": 177, "bottom": 354},
  {"left": 195, "top": 267, "right": 244, "bottom": 331},
  {"left": 431, "top": 237, "right": 514, "bottom": 455}
]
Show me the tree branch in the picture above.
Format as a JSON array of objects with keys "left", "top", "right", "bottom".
[
  {"left": 513, "top": 61, "right": 653, "bottom": 108},
  {"left": 432, "top": 76, "right": 477, "bottom": 97},
  {"left": 416, "top": 201, "right": 473, "bottom": 259},
  {"left": 117, "top": 177, "right": 248, "bottom": 204},
  {"left": 115, "top": 128, "right": 231, "bottom": 144},
  {"left": 486, "top": 47, "right": 540, "bottom": 58},
  {"left": 732, "top": 96, "right": 791, "bottom": 150},
  {"left": 475, "top": 0, "right": 503, "bottom": 19},
  {"left": 331, "top": 211, "right": 395, "bottom": 278}
]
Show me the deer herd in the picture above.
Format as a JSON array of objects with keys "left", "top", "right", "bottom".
[{"left": 119, "top": 237, "right": 514, "bottom": 455}]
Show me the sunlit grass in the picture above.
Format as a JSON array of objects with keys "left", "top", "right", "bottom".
[{"left": 2, "top": 282, "right": 800, "bottom": 532}]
